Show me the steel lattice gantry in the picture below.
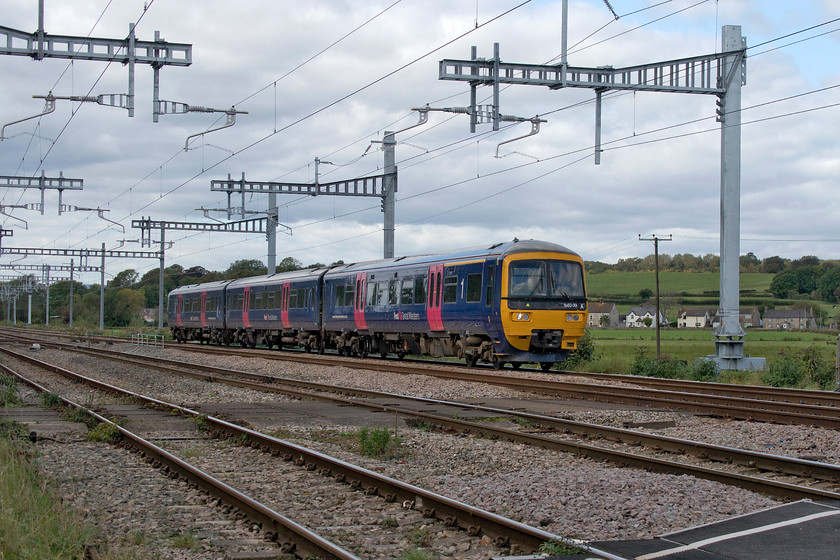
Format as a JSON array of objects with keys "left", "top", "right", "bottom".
[
  {"left": 1, "top": 245, "right": 160, "bottom": 330},
  {"left": 438, "top": 25, "right": 763, "bottom": 370},
  {"left": 0, "top": 1, "right": 191, "bottom": 119},
  {"left": 210, "top": 171, "right": 398, "bottom": 258},
  {"left": 0, "top": 172, "right": 83, "bottom": 214},
  {"left": 132, "top": 216, "right": 271, "bottom": 328}
]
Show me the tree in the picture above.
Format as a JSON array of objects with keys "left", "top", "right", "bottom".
[
  {"left": 109, "top": 269, "right": 138, "bottom": 289},
  {"left": 225, "top": 259, "right": 267, "bottom": 279},
  {"left": 761, "top": 256, "right": 787, "bottom": 274},
  {"left": 817, "top": 267, "right": 840, "bottom": 302},
  {"left": 275, "top": 257, "right": 302, "bottom": 273},
  {"left": 740, "top": 252, "right": 760, "bottom": 272},
  {"left": 770, "top": 266, "right": 821, "bottom": 298},
  {"left": 639, "top": 288, "right": 653, "bottom": 302},
  {"left": 104, "top": 288, "right": 145, "bottom": 327},
  {"left": 791, "top": 255, "right": 820, "bottom": 268}
]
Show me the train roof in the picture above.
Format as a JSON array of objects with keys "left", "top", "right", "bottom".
[
  {"left": 168, "top": 279, "right": 233, "bottom": 295},
  {"left": 324, "top": 239, "right": 580, "bottom": 276},
  {"left": 166, "top": 240, "right": 579, "bottom": 295},
  {"left": 226, "top": 267, "right": 326, "bottom": 288}
]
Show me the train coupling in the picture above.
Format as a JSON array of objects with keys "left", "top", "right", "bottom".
[{"left": 528, "top": 329, "right": 564, "bottom": 353}]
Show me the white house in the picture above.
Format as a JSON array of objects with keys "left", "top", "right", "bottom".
[
  {"left": 677, "top": 308, "right": 715, "bottom": 328},
  {"left": 625, "top": 306, "right": 665, "bottom": 328}
]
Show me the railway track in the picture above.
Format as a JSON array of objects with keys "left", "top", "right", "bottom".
[
  {"left": 5, "top": 326, "right": 840, "bottom": 410},
  {"left": 5, "top": 340, "right": 840, "bottom": 505},
  {"left": 18, "top": 327, "right": 838, "bottom": 429},
  {"left": 0, "top": 345, "right": 580, "bottom": 558}
]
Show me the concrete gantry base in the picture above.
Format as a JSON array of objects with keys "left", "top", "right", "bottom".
[{"left": 703, "top": 333, "right": 766, "bottom": 371}]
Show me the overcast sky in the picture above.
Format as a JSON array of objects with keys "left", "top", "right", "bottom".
[{"left": 1, "top": 0, "right": 838, "bottom": 284}]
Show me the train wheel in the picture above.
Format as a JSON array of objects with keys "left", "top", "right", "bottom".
[
  {"left": 397, "top": 352, "right": 406, "bottom": 360},
  {"left": 465, "top": 355, "right": 478, "bottom": 368},
  {"left": 511, "top": 362, "right": 522, "bottom": 370},
  {"left": 491, "top": 356, "right": 504, "bottom": 370},
  {"left": 540, "top": 362, "right": 554, "bottom": 372}
]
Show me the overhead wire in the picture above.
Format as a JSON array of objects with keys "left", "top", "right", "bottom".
[
  {"left": 58, "top": 0, "right": 537, "bottom": 269},
  {"left": 8, "top": 2, "right": 840, "bottom": 274}
]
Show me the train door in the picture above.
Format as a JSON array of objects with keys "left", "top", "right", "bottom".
[
  {"left": 354, "top": 273, "right": 368, "bottom": 330},
  {"left": 175, "top": 294, "right": 183, "bottom": 327},
  {"left": 200, "top": 291, "right": 207, "bottom": 327},
  {"left": 280, "top": 282, "right": 291, "bottom": 328},
  {"left": 242, "top": 287, "right": 251, "bottom": 328},
  {"left": 427, "top": 264, "right": 444, "bottom": 331}
]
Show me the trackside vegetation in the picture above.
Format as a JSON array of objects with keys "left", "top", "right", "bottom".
[{"left": 0, "top": 437, "right": 97, "bottom": 559}]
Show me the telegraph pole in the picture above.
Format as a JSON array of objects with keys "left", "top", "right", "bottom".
[{"left": 640, "top": 234, "right": 671, "bottom": 358}]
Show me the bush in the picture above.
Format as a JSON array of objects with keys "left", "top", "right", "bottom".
[
  {"left": 762, "top": 346, "right": 835, "bottom": 389},
  {"left": 87, "top": 423, "right": 121, "bottom": 443},
  {"left": 357, "top": 427, "right": 399, "bottom": 457},
  {"left": 566, "top": 330, "right": 595, "bottom": 368},
  {"left": 0, "top": 374, "right": 18, "bottom": 406},
  {"left": 630, "top": 352, "right": 719, "bottom": 381}
]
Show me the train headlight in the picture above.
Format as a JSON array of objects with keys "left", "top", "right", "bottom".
[
  {"left": 566, "top": 314, "right": 582, "bottom": 322},
  {"left": 511, "top": 312, "right": 530, "bottom": 321}
]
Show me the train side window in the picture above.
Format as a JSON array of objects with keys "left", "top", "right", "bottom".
[
  {"left": 435, "top": 272, "right": 442, "bottom": 306},
  {"left": 414, "top": 277, "right": 426, "bottom": 305},
  {"left": 377, "top": 282, "right": 388, "bottom": 306},
  {"left": 466, "top": 273, "right": 482, "bottom": 303},
  {"left": 254, "top": 293, "right": 263, "bottom": 310},
  {"left": 266, "top": 291, "right": 275, "bottom": 310},
  {"left": 297, "top": 288, "right": 306, "bottom": 308},
  {"left": 443, "top": 275, "right": 457, "bottom": 303},
  {"left": 388, "top": 280, "right": 399, "bottom": 305},
  {"left": 401, "top": 279, "right": 414, "bottom": 305},
  {"left": 336, "top": 285, "right": 345, "bottom": 307},
  {"left": 486, "top": 265, "right": 495, "bottom": 306},
  {"left": 289, "top": 289, "right": 298, "bottom": 309},
  {"left": 345, "top": 285, "right": 355, "bottom": 308},
  {"left": 367, "top": 281, "right": 377, "bottom": 306},
  {"left": 236, "top": 294, "right": 244, "bottom": 310}
]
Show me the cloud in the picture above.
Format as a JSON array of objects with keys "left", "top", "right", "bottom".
[{"left": 0, "top": 0, "right": 838, "bottom": 283}]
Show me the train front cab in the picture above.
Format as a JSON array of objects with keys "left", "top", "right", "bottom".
[{"left": 494, "top": 248, "right": 587, "bottom": 370}]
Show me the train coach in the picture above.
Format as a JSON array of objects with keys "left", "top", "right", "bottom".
[{"left": 166, "top": 238, "right": 587, "bottom": 369}]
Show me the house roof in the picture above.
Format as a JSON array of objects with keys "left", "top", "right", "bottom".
[
  {"left": 628, "top": 306, "right": 657, "bottom": 316},
  {"left": 680, "top": 308, "right": 715, "bottom": 317},
  {"left": 589, "top": 302, "right": 617, "bottom": 313}
]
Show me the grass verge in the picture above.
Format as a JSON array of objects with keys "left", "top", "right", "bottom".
[{"left": 0, "top": 436, "right": 96, "bottom": 558}]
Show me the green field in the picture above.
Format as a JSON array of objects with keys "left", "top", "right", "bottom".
[{"left": 579, "top": 328, "right": 838, "bottom": 383}]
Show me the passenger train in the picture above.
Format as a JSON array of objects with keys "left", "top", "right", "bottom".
[{"left": 167, "top": 239, "right": 587, "bottom": 370}]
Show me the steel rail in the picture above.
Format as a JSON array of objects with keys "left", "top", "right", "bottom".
[
  {"left": 8, "top": 345, "right": 840, "bottom": 504},
  {"left": 0, "top": 362, "right": 362, "bottom": 560},
  {"left": 558, "top": 368, "right": 840, "bottom": 408},
  {"left": 164, "top": 342, "right": 840, "bottom": 428},
  {"left": 4, "top": 327, "right": 840, "bottom": 408},
  {"left": 48, "top": 343, "right": 840, "bottom": 487},
  {"left": 4, "top": 328, "right": 840, "bottom": 428},
  {"left": 0, "top": 346, "right": 567, "bottom": 554}
]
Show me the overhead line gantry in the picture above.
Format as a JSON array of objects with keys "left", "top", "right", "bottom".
[{"left": 437, "top": 15, "right": 762, "bottom": 370}]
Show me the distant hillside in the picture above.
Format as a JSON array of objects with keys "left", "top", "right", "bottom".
[{"left": 586, "top": 271, "right": 774, "bottom": 306}]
